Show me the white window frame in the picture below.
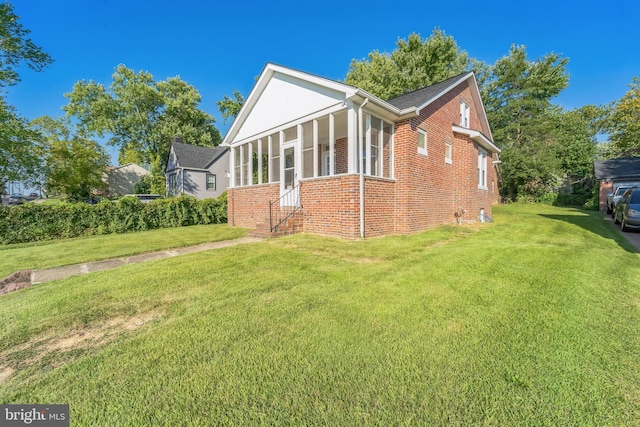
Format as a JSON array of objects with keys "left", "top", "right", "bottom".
[
  {"left": 478, "top": 149, "right": 488, "bottom": 190},
  {"left": 417, "top": 128, "right": 428, "bottom": 156},
  {"left": 206, "top": 174, "right": 216, "bottom": 191},
  {"left": 460, "top": 99, "right": 470, "bottom": 128},
  {"left": 445, "top": 139, "right": 452, "bottom": 164}
]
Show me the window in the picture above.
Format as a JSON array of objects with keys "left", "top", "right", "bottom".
[
  {"left": 478, "top": 149, "right": 487, "bottom": 189},
  {"left": 417, "top": 128, "right": 427, "bottom": 155},
  {"left": 460, "top": 100, "right": 470, "bottom": 128},
  {"left": 206, "top": 174, "right": 216, "bottom": 191},
  {"left": 445, "top": 139, "right": 452, "bottom": 164},
  {"left": 168, "top": 173, "right": 177, "bottom": 194}
]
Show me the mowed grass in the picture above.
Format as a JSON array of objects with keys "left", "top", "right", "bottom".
[
  {"left": 0, "top": 224, "right": 247, "bottom": 278},
  {"left": 0, "top": 204, "right": 639, "bottom": 426}
]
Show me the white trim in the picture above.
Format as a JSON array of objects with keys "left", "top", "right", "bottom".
[{"left": 452, "top": 125, "right": 501, "bottom": 153}]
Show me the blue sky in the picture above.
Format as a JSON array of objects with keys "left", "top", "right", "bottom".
[{"left": 7, "top": 0, "right": 640, "bottom": 165}]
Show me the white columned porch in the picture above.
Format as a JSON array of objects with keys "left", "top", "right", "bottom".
[{"left": 346, "top": 101, "right": 358, "bottom": 174}]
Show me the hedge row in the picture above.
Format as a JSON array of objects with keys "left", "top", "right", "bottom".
[{"left": 0, "top": 193, "right": 227, "bottom": 245}]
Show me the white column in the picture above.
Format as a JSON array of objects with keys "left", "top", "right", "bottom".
[
  {"left": 313, "top": 119, "right": 318, "bottom": 178},
  {"left": 329, "top": 113, "right": 335, "bottom": 176},
  {"left": 365, "top": 114, "right": 371, "bottom": 176},
  {"left": 347, "top": 101, "right": 357, "bottom": 174},
  {"left": 257, "top": 139, "right": 263, "bottom": 185},
  {"left": 247, "top": 142, "right": 253, "bottom": 185},
  {"left": 267, "top": 135, "right": 272, "bottom": 183},
  {"left": 378, "top": 119, "right": 384, "bottom": 178},
  {"left": 229, "top": 146, "right": 236, "bottom": 187}
]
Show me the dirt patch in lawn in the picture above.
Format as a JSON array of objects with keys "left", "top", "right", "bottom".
[{"left": 0, "top": 310, "right": 163, "bottom": 383}]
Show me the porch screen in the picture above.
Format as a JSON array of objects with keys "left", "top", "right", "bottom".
[{"left": 270, "top": 133, "right": 280, "bottom": 182}]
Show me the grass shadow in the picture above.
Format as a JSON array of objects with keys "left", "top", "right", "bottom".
[{"left": 539, "top": 209, "right": 639, "bottom": 254}]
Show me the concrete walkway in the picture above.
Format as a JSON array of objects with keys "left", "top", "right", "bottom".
[{"left": 31, "top": 236, "right": 263, "bottom": 284}]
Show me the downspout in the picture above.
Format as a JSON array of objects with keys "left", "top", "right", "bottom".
[{"left": 358, "top": 98, "right": 369, "bottom": 239}]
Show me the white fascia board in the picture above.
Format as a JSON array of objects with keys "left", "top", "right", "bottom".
[
  {"left": 227, "top": 102, "right": 346, "bottom": 147},
  {"left": 452, "top": 125, "right": 501, "bottom": 153},
  {"left": 222, "top": 63, "right": 357, "bottom": 146}
]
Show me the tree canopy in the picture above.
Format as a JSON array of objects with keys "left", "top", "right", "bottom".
[
  {"left": 0, "top": 2, "right": 53, "bottom": 89},
  {"left": 606, "top": 77, "right": 640, "bottom": 157},
  {"left": 31, "top": 116, "right": 109, "bottom": 201},
  {"left": 0, "top": 99, "right": 42, "bottom": 191},
  {"left": 0, "top": 2, "right": 52, "bottom": 192},
  {"left": 483, "top": 45, "right": 571, "bottom": 198},
  {"left": 217, "top": 90, "right": 245, "bottom": 125},
  {"left": 64, "top": 64, "right": 222, "bottom": 192},
  {"left": 345, "top": 30, "right": 471, "bottom": 100}
]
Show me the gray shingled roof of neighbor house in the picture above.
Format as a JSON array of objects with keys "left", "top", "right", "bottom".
[
  {"left": 385, "top": 72, "right": 472, "bottom": 110},
  {"left": 594, "top": 157, "right": 640, "bottom": 179},
  {"left": 171, "top": 137, "right": 227, "bottom": 170}
]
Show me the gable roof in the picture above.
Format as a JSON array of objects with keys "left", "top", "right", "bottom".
[
  {"left": 594, "top": 157, "right": 640, "bottom": 180},
  {"left": 170, "top": 137, "right": 227, "bottom": 170},
  {"left": 222, "top": 63, "right": 494, "bottom": 145}
]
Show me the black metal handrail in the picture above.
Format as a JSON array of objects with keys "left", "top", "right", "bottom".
[{"left": 270, "top": 183, "right": 301, "bottom": 232}]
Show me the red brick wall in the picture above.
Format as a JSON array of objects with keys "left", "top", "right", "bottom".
[
  {"left": 393, "top": 80, "right": 499, "bottom": 231},
  {"left": 228, "top": 184, "right": 279, "bottom": 228},
  {"left": 599, "top": 180, "right": 613, "bottom": 211},
  {"left": 300, "top": 175, "right": 361, "bottom": 239},
  {"left": 364, "top": 177, "right": 396, "bottom": 237}
]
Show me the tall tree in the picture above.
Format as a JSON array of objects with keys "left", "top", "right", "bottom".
[
  {"left": 0, "top": 2, "right": 52, "bottom": 192},
  {"left": 32, "top": 116, "right": 108, "bottom": 201},
  {"left": 63, "top": 64, "right": 221, "bottom": 192},
  {"left": 606, "top": 77, "right": 640, "bottom": 156},
  {"left": 0, "top": 2, "right": 53, "bottom": 89},
  {"left": 484, "top": 45, "right": 570, "bottom": 198},
  {"left": 345, "top": 29, "right": 472, "bottom": 100}
]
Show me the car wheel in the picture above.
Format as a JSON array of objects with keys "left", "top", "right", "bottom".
[
  {"left": 607, "top": 205, "right": 612, "bottom": 214},
  {"left": 621, "top": 218, "right": 629, "bottom": 232}
]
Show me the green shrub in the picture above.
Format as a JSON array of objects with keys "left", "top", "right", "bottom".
[{"left": 0, "top": 194, "right": 228, "bottom": 244}]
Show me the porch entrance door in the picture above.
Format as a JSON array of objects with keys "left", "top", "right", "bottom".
[{"left": 281, "top": 142, "right": 300, "bottom": 207}]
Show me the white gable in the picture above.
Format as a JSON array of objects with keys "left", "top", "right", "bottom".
[{"left": 230, "top": 69, "right": 351, "bottom": 143}]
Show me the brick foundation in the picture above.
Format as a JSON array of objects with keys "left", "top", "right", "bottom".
[{"left": 0, "top": 270, "right": 32, "bottom": 296}]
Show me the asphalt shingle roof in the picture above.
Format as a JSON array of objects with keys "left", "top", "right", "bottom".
[
  {"left": 594, "top": 157, "right": 640, "bottom": 179},
  {"left": 171, "top": 137, "right": 227, "bottom": 169},
  {"left": 386, "top": 72, "right": 472, "bottom": 110}
]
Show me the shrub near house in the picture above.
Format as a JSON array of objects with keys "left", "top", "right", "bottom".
[{"left": 0, "top": 193, "right": 227, "bottom": 244}]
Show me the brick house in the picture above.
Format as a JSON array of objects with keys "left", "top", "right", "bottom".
[{"left": 222, "top": 63, "right": 500, "bottom": 239}]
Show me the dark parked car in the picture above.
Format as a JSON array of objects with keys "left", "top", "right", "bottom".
[
  {"left": 7, "top": 194, "right": 24, "bottom": 205},
  {"left": 614, "top": 187, "right": 640, "bottom": 231}
]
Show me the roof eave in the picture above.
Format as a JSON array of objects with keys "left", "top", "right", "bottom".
[
  {"left": 452, "top": 125, "right": 501, "bottom": 153},
  {"left": 352, "top": 89, "right": 418, "bottom": 120}
]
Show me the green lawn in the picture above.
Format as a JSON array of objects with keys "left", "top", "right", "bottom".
[
  {"left": 1, "top": 204, "right": 639, "bottom": 426},
  {"left": 0, "top": 224, "right": 247, "bottom": 278}
]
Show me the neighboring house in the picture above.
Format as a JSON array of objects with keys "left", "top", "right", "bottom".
[
  {"left": 223, "top": 63, "right": 501, "bottom": 239},
  {"left": 165, "top": 136, "right": 229, "bottom": 199},
  {"left": 103, "top": 163, "right": 150, "bottom": 196},
  {"left": 594, "top": 157, "right": 640, "bottom": 211}
]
